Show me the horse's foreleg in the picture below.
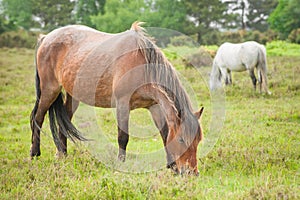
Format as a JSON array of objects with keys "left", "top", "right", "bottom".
[
  {"left": 56, "top": 93, "right": 79, "bottom": 157},
  {"left": 249, "top": 69, "right": 257, "bottom": 91},
  {"left": 225, "top": 70, "right": 232, "bottom": 85},
  {"left": 116, "top": 100, "right": 130, "bottom": 162},
  {"left": 148, "top": 105, "right": 175, "bottom": 169}
]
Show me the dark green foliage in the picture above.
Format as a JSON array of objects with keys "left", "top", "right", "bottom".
[
  {"left": 288, "top": 28, "right": 300, "bottom": 44},
  {"left": 142, "top": 0, "right": 188, "bottom": 32},
  {"left": 268, "top": 0, "right": 300, "bottom": 39},
  {"left": 0, "top": 0, "right": 299, "bottom": 46},
  {"left": 32, "top": 0, "right": 76, "bottom": 31},
  {"left": 91, "top": 0, "right": 147, "bottom": 33},
  {"left": 2, "top": 0, "right": 76, "bottom": 31},
  {"left": 74, "top": 0, "right": 106, "bottom": 27},
  {"left": 0, "top": 29, "right": 40, "bottom": 48},
  {"left": 247, "top": 0, "right": 278, "bottom": 31},
  {"left": 1, "top": 0, "right": 33, "bottom": 30},
  {"left": 183, "top": 0, "right": 236, "bottom": 44},
  {"left": 0, "top": 16, "right": 16, "bottom": 34}
]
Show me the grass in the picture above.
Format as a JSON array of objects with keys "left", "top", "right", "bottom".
[{"left": 0, "top": 44, "right": 299, "bottom": 199}]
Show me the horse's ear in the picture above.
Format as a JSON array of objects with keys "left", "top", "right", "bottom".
[{"left": 194, "top": 107, "right": 204, "bottom": 119}]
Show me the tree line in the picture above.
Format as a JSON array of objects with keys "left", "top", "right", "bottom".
[{"left": 0, "top": 0, "right": 299, "bottom": 45}]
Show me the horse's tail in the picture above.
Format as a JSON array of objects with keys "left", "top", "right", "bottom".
[
  {"left": 257, "top": 45, "right": 270, "bottom": 94},
  {"left": 30, "top": 35, "right": 46, "bottom": 132},
  {"left": 209, "top": 59, "right": 222, "bottom": 91},
  {"left": 48, "top": 93, "right": 87, "bottom": 151}
]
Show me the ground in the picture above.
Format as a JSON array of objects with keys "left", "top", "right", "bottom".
[{"left": 0, "top": 46, "right": 299, "bottom": 199}]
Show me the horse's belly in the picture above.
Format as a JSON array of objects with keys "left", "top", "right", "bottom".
[
  {"left": 62, "top": 71, "right": 115, "bottom": 108},
  {"left": 230, "top": 64, "right": 246, "bottom": 72},
  {"left": 222, "top": 59, "right": 245, "bottom": 72}
]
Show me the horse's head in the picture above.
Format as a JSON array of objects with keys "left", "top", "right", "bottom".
[{"left": 166, "top": 107, "right": 204, "bottom": 176}]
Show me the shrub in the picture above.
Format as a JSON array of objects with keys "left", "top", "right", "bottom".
[
  {"left": 183, "top": 47, "right": 213, "bottom": 68},
  {"left": 209, "top": 29, "right": 278, "bottom": 45},
  {"left": 266, "top": 40, "right": 300, "bottom": 57},
  {"left": 219, "top": 31, "right": 243, "bottom": 44},
  {"left": 0, "top": 29, "right": 41, "bottom": 48},
  {"left": 201, "top": 30, "right": 221, "bottom": 45},
  {"left": 288, "top": 29, "right": 300, "bottom": 44},
  {"left": 169, "top": 35, "right": 197, "bottom": 47}
]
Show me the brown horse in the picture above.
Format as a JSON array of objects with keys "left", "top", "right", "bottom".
[{"left": 30, "top": 22, "right": 204, "bottom": 175}]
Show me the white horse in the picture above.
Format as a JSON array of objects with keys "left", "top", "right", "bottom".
[{"left": 210, "top": 41, "right": 271, "bottom": 94}]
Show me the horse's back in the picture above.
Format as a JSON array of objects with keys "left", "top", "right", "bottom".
[
  {"left": 215, "top": 41, "right": 263, "bottom": 71},
  {"left": 36, "top": 25, "right": 144, "bottom": 107},
  {"left": 215, "top": 42, "right": 243, "bottom": 70}
]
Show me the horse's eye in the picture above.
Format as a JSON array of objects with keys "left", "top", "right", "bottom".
[{"left": 178, "top": 137, "right": 184, "bottom": 144}]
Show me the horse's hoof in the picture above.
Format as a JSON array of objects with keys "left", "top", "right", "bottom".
[
  {"left": 118, "top": 154, "right": 126, "bottom": 162},
  {"left": 30, "top": 149, "right": 41, "bottom": 158},
  {"left": 55, "top": 151, "right": 67, "bottom": 159}
]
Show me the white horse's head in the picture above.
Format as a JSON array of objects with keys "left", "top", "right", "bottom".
[{"left": 209, "top": 61, "right": 222, "bottom": 91}]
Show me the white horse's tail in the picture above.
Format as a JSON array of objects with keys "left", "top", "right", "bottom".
[
  {"left": 209, "top": 59, "right": 222, "bottom": 91},
  {"left": 257, "top": 45, "right": 271, "bottom": 94}
]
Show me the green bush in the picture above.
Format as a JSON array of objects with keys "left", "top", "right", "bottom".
[
  {"left": 183, "top": 47, "right": 213, "bottom": 68},
  {"left": 288, "top": 29, "right": 300, "bottom": 44},
  {"left": 202, "top": 29, "right": 278, "bottom": 45},
  {"left": 164, "top": 46, "right": 213, "bottom": 68},
  {"left": 266, "top": 40, "right": 300, "bottom": 56},
  {"left": 201, "top": 30, "right": 221, "bottom": 45},
  {"left": 169, "top": 35, "right": 197, "bottom": 47},
  {"left": 0, "top": 29, "right": 41, "bottom": 48}
]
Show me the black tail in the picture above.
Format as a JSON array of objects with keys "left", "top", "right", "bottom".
[{"left": 48, "top": 93, "right": 87, "bottom": 151}]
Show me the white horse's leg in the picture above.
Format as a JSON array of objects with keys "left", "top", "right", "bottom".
[
  {"left": 220, "top": 68, "right": 230, "bottom": 85},
  {"left": 226, "top": 70, "right": 232, "bottom": 85},
  {"left": 248, "top": 69, "right": 257, "bottom": 91}
]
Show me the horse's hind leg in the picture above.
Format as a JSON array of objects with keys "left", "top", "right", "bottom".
[
  {"left": 57, "top": 93, "right": 79, "bottom": 157},
  {"left": 249, "top": 69, "right": 257, "bottom": 91},
  {"left": 30, "top": 91, "right": 60, "bottom": 157}
]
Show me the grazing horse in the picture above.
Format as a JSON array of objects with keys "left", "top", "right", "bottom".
[
  {"left": 209, "top": 41, "right": 270, "bottom": 94},
  {"left": 30, "top": 22, "right": 204, "bottom": 175}
]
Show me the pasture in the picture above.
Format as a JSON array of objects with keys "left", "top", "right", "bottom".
[{"left": 0, "top": 43, "right": 299, "bottom": 199}]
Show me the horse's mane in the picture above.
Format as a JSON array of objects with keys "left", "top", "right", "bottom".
[{"left": 130, "top": 22, "right": 199, "bottom": 145}]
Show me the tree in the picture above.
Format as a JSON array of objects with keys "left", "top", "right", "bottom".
[
  {"left": 184, "top": 0, "right": 236, "bottom": 44},
  {"left": 247, "top": 0, "right": 278, "bottom": 31},
  {"left": 268, "top": 0, "right": 300, "bottom": 38},
  {"left": 1, "top": 0, "right": 77, "bottom": 31},
  {"left": 91, "top": 0, "right": 147, "bottom": 33},
  {"left": 226, "top": 0, "right": 250, "bottom": 30},
  {"left": 2, "top": 0, "right": 33, "bottom": 30},
  {"left": 143, "top": 0, "right": 187, "bottom": 31},
  {"left": 32, "top": 0, "right": 76, "bottom": 31},
  {"left": 74, "top": 0, "right": 106, "bottom": 27}
]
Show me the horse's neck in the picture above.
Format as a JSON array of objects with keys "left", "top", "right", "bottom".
[{"left": 151, "top": 86, "right": 180, "bottom": 129}]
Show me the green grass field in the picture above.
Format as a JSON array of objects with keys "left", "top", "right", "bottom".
[{"left": 0, "top": 44, "right": 299, "bottom": 199}]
